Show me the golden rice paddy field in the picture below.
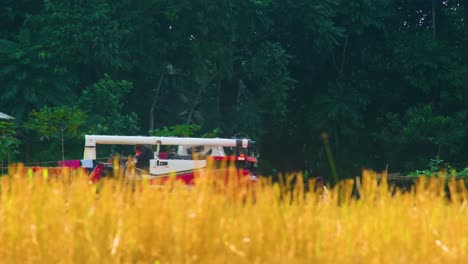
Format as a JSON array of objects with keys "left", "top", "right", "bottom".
[{"left": 1, "top": 164, "right": 468, "bottom": 263}]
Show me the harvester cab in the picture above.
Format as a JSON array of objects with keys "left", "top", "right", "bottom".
[{"left": 84, "top": 135, "right": 258, "bottom": 184}]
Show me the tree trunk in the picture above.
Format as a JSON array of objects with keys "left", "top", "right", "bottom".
[
  {"left": 185, "top": 85, "right": 204, "bottom": 124},
  {"left": 185, "top": 72, "right": 217, "bottom": 124},
  {"left": 432, "top": 0, "right": 443, "bottom": 41},
  {"left": 432, "top": 0, "right": 436, "bottom": 41},
  {"left": 61, "top": 121, "right": 65, "bottom": 165},
  {"left": 149, "top": 73, "right": 165, "bottom": 132},
  {"left": 219, "top": 78, "right": 240, "bottom": 133},
  {"left": 217, "top": 78, "right": 221, "bottom": 121},
  {"left": 464, "top": 0, "right": 468, "bottom": 47}
]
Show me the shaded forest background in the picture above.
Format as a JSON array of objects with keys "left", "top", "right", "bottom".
[{"left": 1, "top": 0, "right": 467, "bottom": 177}]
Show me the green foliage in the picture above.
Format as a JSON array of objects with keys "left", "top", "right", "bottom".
[
  {"left": 35, "top": 0, "right": 132, "bottom": 71},
  {"left": 149, "top": 124, "right": 222, "bottom": 138},
  {"left": 24, "top": 106, "right": 86, "bottom": 161},
  {"left": 149, "top": 124, "right": 201, "bottom": 137},
  {"left": 25, "top": 106, "right": 86, "bottom": 140},
  {"left": 375, "top": 105, "right": 466, "bottom": 171},
  {"left": 1, "top": 0, "right": 467, "bottom": 174},
  {"left": 408, "top": 157, "right": 468, "bottom": 179},
  {"left": 0, "top": 121, "right": 20, "bottom": 161},
  {"left": 457, "top": 168, "right": 468, "bottom": 178},
  {"left": 79, "top": 76, "right": 139, "bottom": 135},
  {"left": 309, "top": 79, "right": 370, "bottom": 135},
  {"left": 271, "top": 0, "right": 344, "bottom": 49},
  {"left": 0, "top": 34, "right": 75, "bottom": 121},
  {"left": 245, "top": 42, "right": 293, "bottom": 120},
  {"left": 200, "top": 128, "right": 223, "bottom": 138}
]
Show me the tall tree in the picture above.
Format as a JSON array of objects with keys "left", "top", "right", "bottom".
[
  {"left": 24, "top": 106, "right": 86, "bottom": 163},
  {"left": 78, "top": 76, "right": 139, "bottom": 135}
]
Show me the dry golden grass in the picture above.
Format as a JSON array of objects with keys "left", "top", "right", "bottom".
[{"left": 1, "top": 164, "right": 468, "bottom": 263}]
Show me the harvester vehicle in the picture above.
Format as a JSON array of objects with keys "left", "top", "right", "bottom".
[{"left": 84, "top": 135, "right": 258, "bottom": 184}]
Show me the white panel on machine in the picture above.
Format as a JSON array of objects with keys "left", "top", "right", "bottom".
[{"left": 149, "top": 159, "right": 207, "bottom": 175}]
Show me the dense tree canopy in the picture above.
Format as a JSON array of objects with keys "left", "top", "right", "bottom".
[{"left": 0, "top": 0, "right": 466, "bottom": 177}]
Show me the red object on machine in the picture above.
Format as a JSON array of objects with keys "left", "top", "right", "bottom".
[
  {"left": 58, "top": 160, "right": 81, "bottom": 168},
  {"left": 88, "top": 163, "right": 104, "bottom": 183}
]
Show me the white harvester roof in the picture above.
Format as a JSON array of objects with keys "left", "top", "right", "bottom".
[
  {"left": 83, "top": 135, "right": 255, "bottom": 160},
  {"left": 0, "top": 112, "right": 14, "bottom": 120}
]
